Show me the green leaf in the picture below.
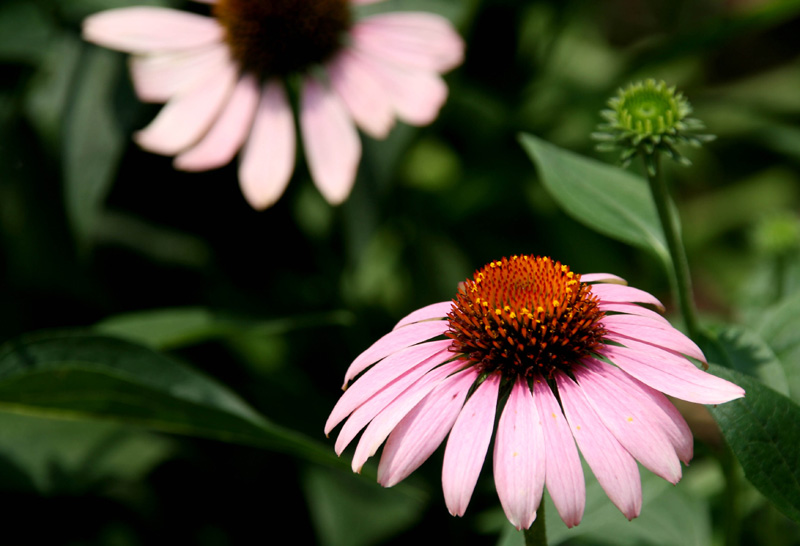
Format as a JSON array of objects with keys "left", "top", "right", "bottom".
[
  {"left": 703, "top": 324, "right": 789, "bottom": 397},
  {"left": 303, "top": 466, "right": 427, "bottom": 546},
  {"left": 707, "top": 364, "right": 800, "bottom": 523},
  {"left": 0, "top": 411, "right": 174, "bottom": 495},
  {"left": 94, "top": 306, "right": 354, "bottom": 351},
  {"left": 0, "top": 1, "right": 52, "bottom": 64},
  {"left": 0, "top": 331, "right": 341, "bottom": 467},
  {"left": 62, "top": 46, "right": 125, "bottom": 247},
  {"left": 518, "top": 133, "right": 671, "bottom": 269},
  {"left": 756, "top": 289, "right": 800, "bottom": 401}
]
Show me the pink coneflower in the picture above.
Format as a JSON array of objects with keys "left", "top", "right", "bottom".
[
  {"left": 82, "top": 1, "right": 463, "bottom": 209},
  {"left": 326, "top": 255, "right": 744, "bottom": 530}
]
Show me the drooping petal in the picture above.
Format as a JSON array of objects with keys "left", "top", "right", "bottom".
[
  {"left": 326, "top": 339, "right": 453, "bottom": 435},
  {"left": 83, "top": 7, "right": 224, "bottom": 53},
  {"left": 591, "top": 283, "right": 665, "bottom": 311},
  {"left": 378, "top": 367, "right": 479, "bottom": 487},
  {"left": 348, "top": 49, "right": 448, "bottom": 126},
  {"left": 556, "top": 373, "right": 642, "bottom": 520},
  {"left": 350, "top": 13, "right": 464, "bottom": 73},
  {"left": 598, "top": 302, "right": 671, "bottom": 325},
  {"left": 581, "top": 273, "right": 627, "bottom": 284},
  {"left": 328, "top": 50, "right": 396, "bottom": 139},
  {"left": 238, "top": 80, "right": 296, "bottom": 210},
  {"left": 300, "top": 77, "right": 361, "bottom": 205},
  {"left": 351, "top": 360, "right": 463, "bottom": 471},
  {"left": 333, "top": 345, "right": 453, "bottom": 453},
  {"left": 585, "top": 358, "right": 693, "bottom": 463},
  {"left": 393, "top": 301, "right": 452, "bottom": 330},
  {"left": 532, "top": 379, "right": 585, "bottom": 528},
  {"left": 493, "top": 377, "right": 545, "bottom": 530},
  {"left": 134, "top": 60, "right": 238, "bottom": 155},
  {"left": 602, "top": 315, "right": 705, "bottom": 361},
  {"left": 175, "top": 73, "right": 259, "bottom": 171},
  {"left": 442, "top": 373, "right": 501, "bottom": 517},
  {"left": 574, "top": 364, "right": 683, "bottom": 484},
  {"left": 343, "top": 320, "right": 450, "bottom": 386},
  {"left": 129, "top": 44, "right": 229, "bottom": 103},
  {"left": 600, "top": 344, "right": 745, "bottom": 404}
]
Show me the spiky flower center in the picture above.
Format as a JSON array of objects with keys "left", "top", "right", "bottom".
[
  {"left": 446, "top": 256, "right": 606, "bottom": 379},
  {"left": 213, "top": 0, "right": 351, "bottom": 77},
  {"left": 611, "top": 79, "right": 689, "bottom": 136}
]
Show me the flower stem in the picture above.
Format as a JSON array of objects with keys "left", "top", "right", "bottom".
[
  {"left": 643, "top": 153, "right": 701, "bottom": 341},
  {"left": 523, "top": 502, "right": 547, "bottom": 546}
]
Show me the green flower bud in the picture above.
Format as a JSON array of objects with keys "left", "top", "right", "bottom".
[{"left": 593, "top": 79, "right": 715, "bottom": 175}]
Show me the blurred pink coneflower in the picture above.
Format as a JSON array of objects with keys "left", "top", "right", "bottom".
[
  {"left": 326, "top": 255, "right": 744, "bottom": 530},
  {"left": 83, "top": 0, "right": 463, "bottom": 209}
]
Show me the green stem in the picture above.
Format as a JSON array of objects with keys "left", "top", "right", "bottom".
[
  {"left": 718, "top": 444, "right": 740, "bottom": 546},
  {"left": 642, "top": 153, "right": 701, "bottom": 340},
  {"left": 523, "top": 502, "right": 547, "bottom": 546}
]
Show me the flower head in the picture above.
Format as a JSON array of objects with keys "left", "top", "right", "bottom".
[
  {"left": 326, "top": 255, "right": 744, "bottom": 530},
  {"left": 593, "top": 79, "right": 714, "bottom": 175},
  {"left": 83, "top": 0, "right": 464, "bottom": 209}
]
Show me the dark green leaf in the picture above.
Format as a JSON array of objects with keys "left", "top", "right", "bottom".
[
  {"left": 756, "top": 290, "right": 800, "bottom": 401},
  {"left": 0, "top": 1, "right": 52, "bottom": 64},
  {"left": 707, "top": 364, "right": 800, "bottom": 523},
  {"left": 303, "top": 466, "right": 427, "bottom": 546},
  {"left": 0, "top": 331, "right": 341, "bottom": 467},
  {"left": 518, "top": 133, "right": 671, "bottom": 268},
  {"left": 62, "top": 46, "right": 125, "bottom": 247}
]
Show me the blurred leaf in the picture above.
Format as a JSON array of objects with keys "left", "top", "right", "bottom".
[
  {"left": 707, "top": 364, "right": 800, "bottom": 523},
  {"left": 54, "top": 0, "right": 173, "bottom": 23},
  {"left": 0, "top": 331, "right": 342, "bottom": 466},
  {"left": 23, "top": 32, "right": 83, "bottom": 152},
  {"left": 703, "top": 324, "right": 789, "bottom": 397},
  {"left": 0, "top": 411, "right": 173, "bottom": 495},
  {"left": 354, "top": 0, "right": 476, "bottom": 25},
  {"left": 0, "top": 1, "right": 52, "bottom": 64},
  {"left": 756, "top": 289, "right": 800, "bottom": 401},
  {"left": 303, "top": 465, "right": 427, "bottom": 546},
  {"left": 95, "top": 306, "right": 353, "bottom": 351},
  {"left": 62, "top": 46, "right": 125, "bottom": 248},
  {"left": 518, "top": 133, "right": 670, "bottom": 268}
]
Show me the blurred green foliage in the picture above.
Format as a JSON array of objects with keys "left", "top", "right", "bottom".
[{"left": 2, "top": 0, "right": 800, "bottom": 544}]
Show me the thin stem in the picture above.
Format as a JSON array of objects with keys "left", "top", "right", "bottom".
[
  {"left": 523, "top": 502, "right": 547, "bottom": 546},
  {"left": 719, "top": 444, "right": 740, "bottom": 546},
  {"left": 643, "top": 153, "right": 701, "bottom": 340}
]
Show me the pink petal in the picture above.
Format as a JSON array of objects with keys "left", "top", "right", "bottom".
[
  {"left": 580, "top": 273, "right": 627, "bottom": 284},
  {"left": 493, "top": 377, "right": 545, "bottom": 530},
  {"left": 238, "top": 80, "right": 296, "bottom": 210},
  {"left": 442, "top": 373, "right": 501, "bottom": 517},
  {"left": 585, "top": 358, "right": 693, "bottom": 463},
  {"left": 326, "top": 339, "right": 453, "bottom": 435},
  {"left": 174, "top": 73, "right": 259, "bottom": 171},
  {"left": 574, "top": 364, "right": 683, "bottom": 484},
  {"left": 129, "top": 45, "right": 229, "bottom": 103},
  {"left": 599, "top": 302, "right": 671, "bottom": 325},
  {"left": 333, "top": 344, "right": 453, "bottom": 453},
  {"left": 603, "top": 315, "right": 705, "bottom": 361},
  {"left": 351, "top": 360, "right": 463, "bottom": 471},
  {"left": 300, "top": 77, "right": 361, "bottom": 205},
  {"left": 591, "top": 283, "right": 665, "bottom": 311},
  {"left": 378, "top": 367, "right": 479, "bottom": 487},
  {"left": 532, "top": 379, "right": 585, "bottom": 528},
  {"left": 343, "top": 320, "right": 450, "bottom": 386},
  {"left": 393, "top": 301, "right": 452, "bottom": 330},
  {"left": 602, "top": 326, "right": 706, "bottom": 362},
  {"left": 556, "top": 372, "right": 642, "bottom": 520},
  {"left": 327, "top": 50, "right": 396, "bottom": 139},
  {"left": 134, "top": 60, "right": 237, "bottom": 155},
  {"left": 351, "top": 13, "right": 464, "bottom": 73},
  {"left": 348, "top": 49, "right": 448, "bottom": 126},
  {"left": 83, "top": 7, "right": 224, "bottom": 53},
  {"left": 600, "top": 344, "right": 745, "bottom": 404}
]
